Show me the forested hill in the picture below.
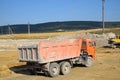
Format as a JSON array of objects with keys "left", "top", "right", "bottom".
[{"left": 0, "top": 21, "right": 120, "bottom": 34}]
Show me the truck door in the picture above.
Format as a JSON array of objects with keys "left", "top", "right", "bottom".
[
  {"left": 81, "top": 41, "right": 87, "bottom": 53},
  {"left": 88, "top": 41, "right": 95, "bottom": 56}
]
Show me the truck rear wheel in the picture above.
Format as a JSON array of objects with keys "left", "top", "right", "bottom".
[
  {"left": 85, "top": 56, "right": 94, "bottom": 67},
  {"left": 48, "top": 63, "right": 60, "bottom": 77},
  {"left": 60, "top": 62, "right": 71, "bottom": 75}
]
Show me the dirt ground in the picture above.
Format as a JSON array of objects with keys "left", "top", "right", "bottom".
[{"left": 0, "top": 47, "right": 120, "bottom": 80}]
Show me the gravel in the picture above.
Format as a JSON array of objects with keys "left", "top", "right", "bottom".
[
  {"left": 48, "top": 32, "right": 116, "bottom": 47},
  {"left": 0, "top": 32, "right": 116, "bottom": 48}
]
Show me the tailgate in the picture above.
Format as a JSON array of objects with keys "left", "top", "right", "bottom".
[{"left": 18, "top": 44, "right": 39, "bottom": 62}]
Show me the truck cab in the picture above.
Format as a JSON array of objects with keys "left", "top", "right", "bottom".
[{"left": 81, "top": 39, "right": 96, "bottom": 60}]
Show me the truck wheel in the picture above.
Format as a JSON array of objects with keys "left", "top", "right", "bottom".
[
  {"left": 85, "top": 56, "right": 94, "bottom": 67},
  {"left": 60, "top": 62, "right": 71, "bottom": 75},
  {"left": 48, "top": 63, "right": 60, "bottom": 77}
]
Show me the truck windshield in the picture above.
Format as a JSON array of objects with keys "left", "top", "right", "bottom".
[
  {"left": 82, "top": 41, "right": 86, "bottom": 46},
  {"left": 89, "top": 41, "right": 96, "bottom": 47}
]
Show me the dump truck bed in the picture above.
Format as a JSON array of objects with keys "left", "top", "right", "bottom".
[{"left": 18, "top": 38, "right": 82, "bottom": 64}]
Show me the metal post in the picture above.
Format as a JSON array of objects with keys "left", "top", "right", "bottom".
[
  {"left": 8, "top": 24, "right": 10, "bottom": 35},
  {"left": 28, "top": 22, "right": 30, "bottom": 38},
  {"left": 8, "top": 24, "right": 13, "bottom": 35},
  {"left": 102, "top": 0, "right": 105, "bottom": 33}
]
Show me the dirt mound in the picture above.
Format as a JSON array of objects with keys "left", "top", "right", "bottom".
[
  {"left": 84, "top": 32, "right": 116, "bottom": 47},
  {"left": 48, "top": 32, "right": 116, "bottom": 47}
]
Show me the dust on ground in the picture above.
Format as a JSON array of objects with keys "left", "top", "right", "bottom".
[
  {"left": 0, "top": 33, "right": 120, "bottom": 80},
  {"left": 0, "top": 48, "right": 120, "bottom": 80}
]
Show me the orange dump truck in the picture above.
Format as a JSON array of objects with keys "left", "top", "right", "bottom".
[{"left": 18, "top": 38, "right": 96, "bottom": 77}]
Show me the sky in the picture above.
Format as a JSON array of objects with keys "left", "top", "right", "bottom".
[{"left": 0, "top": 0, "right": 120, "bottom": 26}]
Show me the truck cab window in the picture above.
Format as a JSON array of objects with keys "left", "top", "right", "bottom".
[
  {"left": 89, "top": 42, "right": 95, "bottom": 47},
  {"left": 82, "top": 41, "right": 86, "bottom": 46}
]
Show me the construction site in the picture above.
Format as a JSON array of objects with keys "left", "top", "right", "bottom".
[
  {"left": 0, "top": 0, "right": 120, "bottom": 80},
  {"left": 0, "top": 28, "right": 120, "bottom": 80}
]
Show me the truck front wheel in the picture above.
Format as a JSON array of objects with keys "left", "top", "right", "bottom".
[
  {"left": 85, "top": 56, "right": 94, "bottom": 67},
  {"left": 60, "top": 62, "right": 71, "bottom": 75},
  {"left": 48, "top": 63, "right": 60, "bottom": 77}
]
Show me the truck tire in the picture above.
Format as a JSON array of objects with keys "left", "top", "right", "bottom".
[
  {"left": 60, "top": 62, "right": 71, "bottom": 75},
  {"left": 85, "top": 56, "right": 94, "bottom": 67},
  {"left": 48, "top": 63, "right": 60, "bottom": 77}
]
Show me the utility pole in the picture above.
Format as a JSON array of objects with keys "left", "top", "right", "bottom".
[
  {"left": 28, "top": 22, "right": 30, "bottom": 38},
  {"left": 8, "top": 24, "right": 11, "bottom": 35},
  {"left": 102, "top": 0, "right": 105, "bottom": 33},
  {"left": 8, "top": 24, "right": 13, "bottom": 35}
]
